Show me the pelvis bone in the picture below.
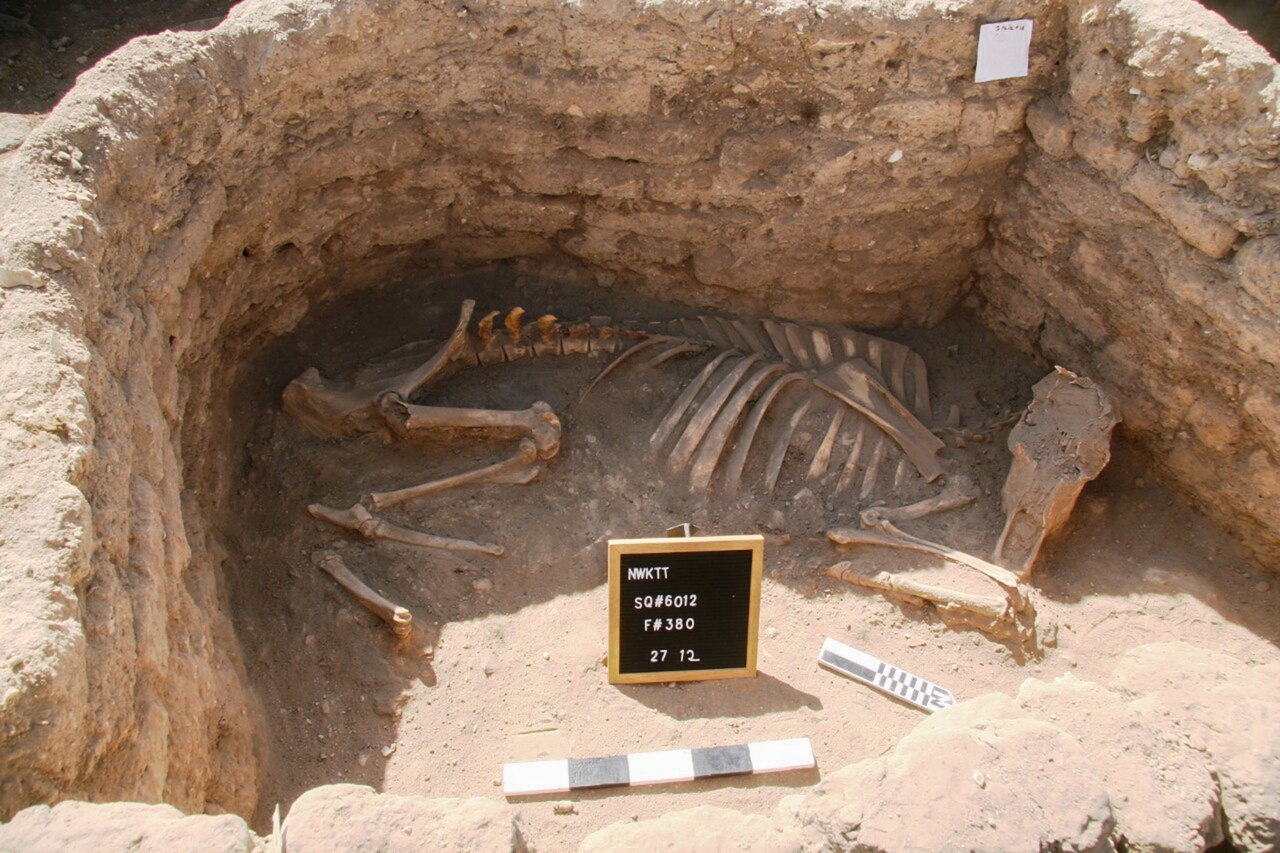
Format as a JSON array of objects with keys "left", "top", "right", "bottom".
[{"left": 994, "top": 367, "right": 1119, "bottom": 579}]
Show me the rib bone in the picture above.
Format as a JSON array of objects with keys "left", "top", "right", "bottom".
[
  {"left": 312, "top": 550, "right": 412, "bottom": 638},
  {"left": 814, "top": 359, "right": 945, "bottom": 481},
  {"left": 369, "top": 438, "right": 541, "bottom": 510},
  {"left": 806, "top": 408, "right": 846, "bottom": 483},
  {"left": 688, "top": 362, "right": 787, "bottom": 491},
  {"left": 719, "top": 372, "right": 805, "bottom": 494},
  {"left": 668, "top": 353, "right": 765, "bottom": 473},
  {"left": 994, "top": 367, "right": 1120, "bottom": 579},
  {"left": 650, "top": 351, "right": 737, "bottom": 449},
  {"left": 764, "top": 397, "right": 811, "bottom": 494},
  {"left": 308, "top": 503, "right": 504, "bottom": 556}
]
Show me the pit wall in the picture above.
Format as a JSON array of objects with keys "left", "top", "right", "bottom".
[
  {"left": 0, "top": 0, "right": 1273, "bottom": 826},
  {"left": 977, "top": 0, "right": 1280, "bottom": 563}
]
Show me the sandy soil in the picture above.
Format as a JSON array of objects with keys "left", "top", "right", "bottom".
[
  {"left": 224, "top": 267, "right": 1280, "bottom": 849},
  {"left": 1, "top": 1, "right": 1276, "bottom": 847}
]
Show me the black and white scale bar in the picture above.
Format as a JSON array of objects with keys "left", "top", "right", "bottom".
[
  {"left": 818, "top": 637, "right": 956, "bottom": 713},
  {"left": 503, "top": 737, "right": 814, "bottom": 796}
]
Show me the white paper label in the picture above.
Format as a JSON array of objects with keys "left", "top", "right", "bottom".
[{"left": 975, "top": 19, "right": 1034, "bottom": 83}]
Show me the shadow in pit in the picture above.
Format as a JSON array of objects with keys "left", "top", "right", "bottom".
[
  {"left": 618, "top": 672, "right": 822, "bottom": 720},
  {"left": 1029, "top": 440, "right": 1279, "bottom": 651},
  {"left": 222, "top": 263, "right": 1277, "bottom": 832}
]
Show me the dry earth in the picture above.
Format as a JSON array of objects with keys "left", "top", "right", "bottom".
[{"left": 0, "top": 0, "right": 1278, "bottom": 851}]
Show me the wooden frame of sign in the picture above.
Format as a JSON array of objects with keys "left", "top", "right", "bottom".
[{"left": 608, "top": 535, "right": 764, "bottom": 684}]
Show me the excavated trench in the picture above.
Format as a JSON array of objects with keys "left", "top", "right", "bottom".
[{"left": 0, "top": 0, "right": 1277, "bottom": 848}]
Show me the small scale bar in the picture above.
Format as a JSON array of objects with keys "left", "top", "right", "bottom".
[
  {"left": 503, "top": 737, "right": 814, "bottom": 796},
  {"left": 818, "top": 637, "right": 956, "bottom": 713}
]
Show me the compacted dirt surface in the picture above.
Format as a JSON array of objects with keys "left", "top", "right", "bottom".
[
  {"left": 224, "top": 267, "right": 1280, "bottom": 848},
  {"left": 0, "top": 0, "right": 233, "bottom": 114},
  {"left": 2, "top": 2, "right": 1278, "bottom": 849}
]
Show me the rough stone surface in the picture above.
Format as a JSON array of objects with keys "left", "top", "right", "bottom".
[
  {"left": 1015, "top": 674, "right": 1222, "bottom": 852},
  {"left": 578, "top": 805, "right": 802, "bottom": 852},
  {"left": 0, "top": 801, "right": 258, "bottom": 853},
  {"left": 978, "top": 0, "right": 1280, "bottom": 564},
  {"left": 1110, "top": 643, "right": 1280, "bottom": 852},
  {"left": 282, "top": 785, "right": 529, "bottom": 852},
  {"left": 776, "top": 693, "right": 1115, "bottom": 851}
]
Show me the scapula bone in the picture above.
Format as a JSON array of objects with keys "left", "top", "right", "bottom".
[{"left": 814, "top": 359, "right": 945, "bottom": 482}]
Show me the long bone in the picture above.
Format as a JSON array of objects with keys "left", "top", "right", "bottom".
[
  {"left": 369, "top": 438, "right": 541, "bottom": 510},
  {"left": 308, "top": 503, "right": 504, "bottom": 556},
  {"left": 830, "top": 518, "right": 1024, "bottom": 598},
  {"left": 381, "top": 398, "right": 562, "bottom": 460},
  {"left": 826, "top": 515, "right": 1037, "bottom": 646},
  {"left": 859, "top": 474, "right": 979, "bottom": 525},
  {"left": 824, "top": 562, "right": 1028, "bottom": 644},
  {"left": 312, "top": 550, "right": 413, "bottom": 639}
]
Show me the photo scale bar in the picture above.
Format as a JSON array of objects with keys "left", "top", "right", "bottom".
[
  {"left": 503, "top": 737, "right": 814, "bottom": 796},
  {"left": 817, "top": 637, "right": 956, "bottom": 713}
]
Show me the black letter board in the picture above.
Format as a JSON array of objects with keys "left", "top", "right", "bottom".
[{"left": 608, "top": 535, "right": 763, "bottom": 684}]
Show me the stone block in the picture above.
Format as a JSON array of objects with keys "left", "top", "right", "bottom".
[
  {"left": 282, "top": 785, "right": 528, "bottom": 852},
  {"left": 1025, "top": 99, "right": 1074, "bottom": 159},
  {"left": 1122, "top": 161, "right": 1239, "bottom": 259}
]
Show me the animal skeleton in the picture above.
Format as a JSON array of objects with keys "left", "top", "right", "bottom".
[{"left": 284, "top": 300, "right": 1033, "bottom": 644}]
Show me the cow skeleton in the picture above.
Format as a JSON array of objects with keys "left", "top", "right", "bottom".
[{"left": 284, "top": 300, "right": 1037, "bottom": 647}]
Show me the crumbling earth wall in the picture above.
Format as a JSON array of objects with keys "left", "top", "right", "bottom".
[
  {"left": 978, "top": 0, "right": 1280, "bottom": 565},
  {"left": 0, "top": 0, "right": 1275, "bottom": 829}
]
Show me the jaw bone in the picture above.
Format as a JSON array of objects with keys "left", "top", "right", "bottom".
[
  {"left": 828, "top": 495, "right": 1038, "bottom": 647},
  {"left": 994, "top": 367, "right": 1120, "bottom": 579}
]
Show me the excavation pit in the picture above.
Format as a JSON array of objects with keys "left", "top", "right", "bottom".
[{"left": 0, "top": 0, "right": 1277, "bottom": 850}]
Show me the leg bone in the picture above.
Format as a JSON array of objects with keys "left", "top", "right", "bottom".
[
  {"left": 825, "top": 561, "right": 1030, "bottom": 644},
  {"left": 831, "top": 518, "right": 1023, "bottom": 596},
  {"left": 860, "top": 474, "right": 978, "bottom": 525},
  {"left": 382, "top": 398, "right": 562, "bottom": 460},
  {"left": 308, "top": 502, "right": 504, "bottom": 556},
  {"left": 312, "top": 550, "right": 412, "bottom": 639},
  {"left": 369, "top": 438, "right": 541, "bottom": 510}
]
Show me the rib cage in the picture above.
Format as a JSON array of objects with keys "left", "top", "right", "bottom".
[
  {"left": 336, "top": 305, "right": 943, "bottom": 506},
  {"left": 616, "top": 316, "right": 940, "bottom": 503}
]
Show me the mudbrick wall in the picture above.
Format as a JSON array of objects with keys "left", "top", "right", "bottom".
[
  {"left": 0, "top": 0, "right": 1273, "bottom": 830},
  {"left": 978, "top": 0, "right": 1280, "bottom": 565}
]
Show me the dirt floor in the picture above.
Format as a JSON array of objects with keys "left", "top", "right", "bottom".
[
  {"left": 2, "top": 1, "right": 1279, "bottom": 849},
  {"left": 223, "top": 266, "right": 1280, "bottom": 848}
]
